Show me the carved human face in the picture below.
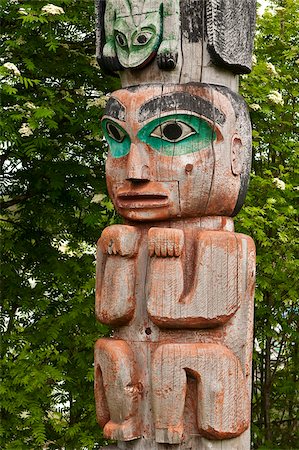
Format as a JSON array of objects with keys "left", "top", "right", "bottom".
[{"left": 102, "top": 84, "right": 251, "bottom": 222}]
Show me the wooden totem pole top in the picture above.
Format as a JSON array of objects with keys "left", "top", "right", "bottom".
[
  {"left": 94, "top": 1, "right": 257, "bottom": 449},
  {"left": 96, "top": 0, "right": 256, "bottom": 90}
]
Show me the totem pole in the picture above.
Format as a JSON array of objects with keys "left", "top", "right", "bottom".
[{"left": 94, "top": 1, "right": 257, "bottom": 449}]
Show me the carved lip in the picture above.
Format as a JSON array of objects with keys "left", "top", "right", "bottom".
[{"left": 117, "top": 191, "right": 169, "bottom": 209}]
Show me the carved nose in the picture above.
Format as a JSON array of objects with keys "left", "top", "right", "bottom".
[{"left": 126, "top": 143, "right": 150, "bottom": 182}]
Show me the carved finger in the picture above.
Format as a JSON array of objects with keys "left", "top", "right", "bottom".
[{"left": 148, "top": 227, "right": 184, "bottom": 257}]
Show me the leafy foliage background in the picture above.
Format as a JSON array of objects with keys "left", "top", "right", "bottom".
[{"left": 0, "top": 0, "right": 298, "bottom": 449}]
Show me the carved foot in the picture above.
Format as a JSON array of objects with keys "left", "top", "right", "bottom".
[
  {"left": 156, "top": 424, "right": 184, "bottom": 444},
  {"left": 104, "top": 418, "right": 141, "bottom": 441},
  {"left": 157, "top": 40, "right": 178, "bottom": 70}
]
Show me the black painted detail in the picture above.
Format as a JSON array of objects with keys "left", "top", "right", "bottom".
[
  {"left": 180, "top": 0, "right": 204, "bottom": 43},
  {"left": 95, "top": 0, "right": 122, "bottom": 74},
  {"left": 163, "top": 123, "right": 183, "bottom": 141},
  {"left": 138, "top": 92, "right": 226, "bottom": 125},
  {"left": 105, "top": 98, "right": 126, "bottom": 122},
  {"left": 106, "top": 122, "right": 124, "bottom": 143},
  {"left": 232, "top": 169, "right": 251, "bottom": 217},
  {"left": 145, "top": 327, "right": 152, "bottom": 335},
  {"left": 115, "top": 32, "right": 127, "bottom": 48},
  {"left": 206, "top": 0, "right": 257, "bottom": 74},
  {"left": 136, "top": 33, "right": 149, "bottom": 45},
  {"left": 157, "top": 51, "right": 178, "bottom": 71}
]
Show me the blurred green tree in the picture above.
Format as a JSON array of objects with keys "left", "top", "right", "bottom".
[
  {"left": 1, "top": 0, "right": 298, "bottom": 449},
  {"left": 239, "top": 0, "right": 299, "bottom": 448},
  {"left": 0, "top": 1, "right": 119, "bottom": 448}
]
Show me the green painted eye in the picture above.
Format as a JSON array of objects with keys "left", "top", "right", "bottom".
[
  {"left": 115, "top": 32, "right": 128, "bottom": 48},
  {"left": 133, "top": 31, "right": 154, "bottom": 46},
  {"left": 102, "top": 119, "right": 131, "bottom": 158},
  {"left": 137, "top": 114, "right": 216, "bottom": 156}
]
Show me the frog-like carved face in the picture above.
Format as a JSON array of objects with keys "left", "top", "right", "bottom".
[
  {"left": 102, "top": 83, "right": 252, "bottom": 222},
  {"left": 100, "top": 0, "right": 179, "bottom": 71},
  {"left": 113, "top": 13, "right": 162, "bottom": 69}
]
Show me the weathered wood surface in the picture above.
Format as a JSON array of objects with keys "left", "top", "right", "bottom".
[
  {"left": 95, "top": 221, "right": 255, "bottom": 444},
  {"left": 95, "top": 0, "right": 256, "bottom": 89},
  {"left": 94, "top": 1, "right": 256, "bottom": 449},
  {"left": 101, "top": 430, "right": 251, "bottom": 449}
]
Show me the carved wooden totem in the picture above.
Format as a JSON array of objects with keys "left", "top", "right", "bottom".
[{"left": 94, "top": 2, "right": 257, "bottom": 449}]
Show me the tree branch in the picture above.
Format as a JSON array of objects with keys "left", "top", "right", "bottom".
[{"left": 0, "top": 194, "right": 33, "bottom": 209}]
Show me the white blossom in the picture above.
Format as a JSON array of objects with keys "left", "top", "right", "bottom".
[
  {"left": 75, "top": 87, "right": 85, "bottom": 96},
  {"left": 18, "top": 123, "right": 33, "bottom": 137},
  {"left": 91, "top": 193, "right": 105, "bottom": 204},
  {"left": 266, "top": 62, "right": 278, "bottom": 76},
  {"left": 87, "top": 96, "right": 108, "bottom": 109},
  {"left": 273, "top": 178, "right": 286, "bottom": 190},
  {"left": 84, "top": 134, "right": 102, "bottom": 142},
  {"left": 3, "top": 62, "right": 21, "bottom": 76},
  {"left": 268, "top": 90, "right": 284, "bottom": 106},
  {"left": 41, "top": 4, "right": 65, "bottom": 15},
  {"left": 24, "top": 102, "right": 37, "bottom": 110},
  {"left": 249, "top": 103, "right": 261, "bottom": 111},
  {"left": 18, "top": 7, "right": 28, "bottom": 15}
]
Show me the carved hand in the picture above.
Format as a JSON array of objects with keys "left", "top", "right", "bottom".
[
  {"left": 102, "top": 41, "right": 123, "bottom": 72},
  {"left": 157, "top": 39, "right": 178, "bottom": 70}
]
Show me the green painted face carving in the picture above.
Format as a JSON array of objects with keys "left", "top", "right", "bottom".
[
  {"left": 102, "top": 114, "right": 216, "bottom": 158},
  {"left": 114, "top": 15, "right": 162, "bottom": 69}
]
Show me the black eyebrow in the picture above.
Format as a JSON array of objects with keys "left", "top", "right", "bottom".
[
  {"left": 138, "top": 92, "right": 226, "bottom": 125},
  {"left": 104, "top": 97, "right": 126, "bottom": 122}
]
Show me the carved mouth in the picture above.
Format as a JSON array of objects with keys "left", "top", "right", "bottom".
[{"left": 117, "top": 192, "right": 169, "bottom": 209}]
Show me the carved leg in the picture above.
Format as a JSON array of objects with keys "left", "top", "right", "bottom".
[
  {"left": 147, "top": 227, "right": 184, "bottom": 323},
  {"left": 152, "top": 343, "right": 250, "bottom": 443},
  {"left": 94, "top": 338, "right": 142, "bottom": 441},
  {"left": 152, "top": 344, "right": 186, "bottom": 444}
]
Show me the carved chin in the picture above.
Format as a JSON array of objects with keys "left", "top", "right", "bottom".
[{"left": 119, "top": 50, "right": 157, "bottom": 70}]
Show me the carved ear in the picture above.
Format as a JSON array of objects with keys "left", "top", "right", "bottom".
[{"left": 231, "top": 135, "right": 244, "bottom": 176}]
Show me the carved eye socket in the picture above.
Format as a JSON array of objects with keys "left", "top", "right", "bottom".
[
  {"left": 106, "top": 122, "right": 125, "bottom": 143},
  {"left": 150, "top": 121, "right": 196, "bottom": 143},
  {"left": 133, "top": 31, "right": 154, "bottom": 46},
  {"left": 115, "top": 32, "right": 128, "bottom": 47}
]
